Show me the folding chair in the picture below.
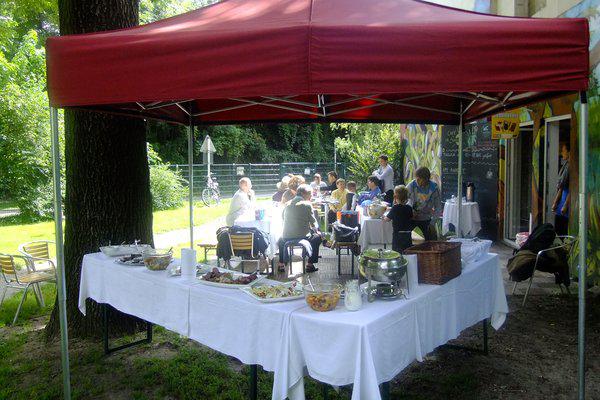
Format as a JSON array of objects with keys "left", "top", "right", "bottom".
[
  {"left": 229, "top": 232, "right": 264, "bottom": 273},
  {"left": 0, "top": 253, "right": 56, "bottom": 324},
  {"left": 513, "top": 235, "right": 575, "bottom": 306},
  {"left": 19, "top": 240, "right": 56, "bottom": 274}
]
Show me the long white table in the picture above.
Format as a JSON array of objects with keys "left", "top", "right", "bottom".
[{"left": 79, "top": 252, "right": 507, "bottom": 400}]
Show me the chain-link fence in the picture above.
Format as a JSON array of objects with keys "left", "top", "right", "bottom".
[{"left": 169, "top": 162, "right": 346, "bottom": 198}]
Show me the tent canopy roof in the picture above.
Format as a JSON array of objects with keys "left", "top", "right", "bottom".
[{"left": 46, "top": 0, "right": 589, "bottom": 125}]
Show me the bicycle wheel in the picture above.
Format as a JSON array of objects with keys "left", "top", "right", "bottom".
[{"left": 202, "top": 188, "right": 220, "bottom": 206}]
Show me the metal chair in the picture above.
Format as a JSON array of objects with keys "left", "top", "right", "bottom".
[
  {"left": 281, "top": 239, "right": 307, "bottom": 275},
  {"left": 19, "top": 240, "right": 56, "bottom": 274},
  {"left": 229, "top": 233, "right": 264, "bottom": 273},
  {"left": 0, "top": 253, "right": 56, "bottom": 324},
  {"left": 513, "top": 235, "right": 575, "bottom": 306}
]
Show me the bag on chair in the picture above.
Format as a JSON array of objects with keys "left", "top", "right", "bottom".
[
  {"left": 332, "top": 221, "right": 360, "bottom": 243},
  {"left": 340, "top": 211, "right": 360, "bottom": 229}
]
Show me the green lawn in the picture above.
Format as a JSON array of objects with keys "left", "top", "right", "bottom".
[{"left": 0, "top": 201, "right": 231, "bottom": 255}]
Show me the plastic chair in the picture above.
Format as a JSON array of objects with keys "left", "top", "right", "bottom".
[
  {"left": 19, "top": 241, "right": 56, "bottom": 273},
  {"left": 512, "top": 235, "right": 575, "bottom": 306},
  {"left": 229, "top": 233, "right": 264, "bottom": 273},
  {"left": 0, "top": 253, "right": 56, "bottom": 324}
]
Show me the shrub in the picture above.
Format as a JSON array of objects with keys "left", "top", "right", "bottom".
[{"left": 148, "top": 144, "right": 185, "bottom": 210}]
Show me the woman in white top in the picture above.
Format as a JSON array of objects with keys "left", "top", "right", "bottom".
[{"left": 226, "top": 177, "right": 255, "bottom": 226}]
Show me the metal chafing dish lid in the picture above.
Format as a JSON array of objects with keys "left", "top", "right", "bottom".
[{"left": 361, "top": 248, "right": 402, "bottom": 261}]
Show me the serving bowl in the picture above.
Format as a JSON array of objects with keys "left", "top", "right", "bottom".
[
  {"left": 358, "top": 248, "right": 408, "bottom": 283},
  {"left": 367, "top": 202, "right": 388, "bottom": 219},
  {"left": 142, "top": 249, "right": 173, "bottom": 271},
  {"left": 304, "top": 283, "right": 342, "bottom": 312}
]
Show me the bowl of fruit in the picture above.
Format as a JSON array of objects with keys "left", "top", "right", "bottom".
[{"left": 304, "top": 283, "right": 342, "bottom": 312}]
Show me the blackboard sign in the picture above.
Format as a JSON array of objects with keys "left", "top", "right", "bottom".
[{"left": 441, "top": 121, "right": 498, "bottom": 240}]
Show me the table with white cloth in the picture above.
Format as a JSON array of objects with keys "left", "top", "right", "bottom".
[
  {"left": 234, "top": 207, "right": 284, "bottom": 256},
  {"left": 357, "top": 208, "right": 393, "bottom": 249},
  {"left": 442, "top": 200, "right": 482, "bottom": 236},
  {"left": 79, "top": 252, "right": 507, "bottom": 400}
]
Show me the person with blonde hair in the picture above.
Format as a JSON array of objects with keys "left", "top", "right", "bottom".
[
  {"left": 384, "top": 185, "right": 413, "bottom": 252},
  {"left": 226, "top": 177, "right": 255, "bottom": 226},
  {"left": 328, "top": 178, "right": 348, "bottom": 223}
]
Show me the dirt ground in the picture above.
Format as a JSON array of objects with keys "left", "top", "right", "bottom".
[{"left": 391, "top": 293, "right": 600, "bottom": 400}]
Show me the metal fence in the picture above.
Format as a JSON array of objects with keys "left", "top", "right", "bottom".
[{"left": 169, "top": 162, "right": 346, "bottom": 198}]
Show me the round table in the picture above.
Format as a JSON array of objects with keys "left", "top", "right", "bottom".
[
  {"left": 442, "top": 200, "right": 482, "bottom": 236},
  {"left": 235, "top": 206, "right": 283, "bottom": 256}
]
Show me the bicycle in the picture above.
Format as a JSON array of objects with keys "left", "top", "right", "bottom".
[{"left": 201, "top": 174, "right": 221, "bottom": 207}]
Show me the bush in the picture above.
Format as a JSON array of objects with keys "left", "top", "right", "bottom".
[{"left": 148, "top": 144, "right": 185, "bottom": 210}]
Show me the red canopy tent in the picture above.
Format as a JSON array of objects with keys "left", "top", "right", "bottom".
[
  {"left": 46, "top": 0, "right": 588, "bottom": 125},
  {"left": 44, "top": 1, "right": 591, "bottom": 399}
]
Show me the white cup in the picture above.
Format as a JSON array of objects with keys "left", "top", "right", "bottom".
[{"left": 181, "top": 248, "right": 197, "bottom": 278}]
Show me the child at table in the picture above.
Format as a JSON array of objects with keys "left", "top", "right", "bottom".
[
  {"left": 384, "top": 185, "right": 413, "bottom": 252},
  {"left": 345, "top": 181, "right": 358, "bottom": 211}
]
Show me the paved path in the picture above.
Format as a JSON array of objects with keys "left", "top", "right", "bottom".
[{"left": 154, "top": 217, "right": 225, "bottom": 248}]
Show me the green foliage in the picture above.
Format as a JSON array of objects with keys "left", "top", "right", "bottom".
[
  {"left": 0, "top": 30, "right": 61, "bottom": 220},
  {"left": 334, "top": 124, "right": 406, "bottom": 189},
  {"left": 148, "top": 145, "right": 185, "bottom": 210}
]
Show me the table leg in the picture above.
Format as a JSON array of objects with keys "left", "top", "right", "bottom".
[
  {"left": 249, "top": 364, "right": 258, "bottom": 400},
  {"left": 380, "top": 381, "right": 390, "bottom": 400},
  {"left": 483, "top": 318, "right": 489, "bottom": 356},
  {"left": 102, "top": 303, "right": 153, "bottom": 355},
  {"left": 321, "top": 382, "right": 329, "bottom": 400}
]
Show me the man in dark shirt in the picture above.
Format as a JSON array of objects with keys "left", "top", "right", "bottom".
[{"left": 384, "top": 185, "right": 414, "bottom": 252}]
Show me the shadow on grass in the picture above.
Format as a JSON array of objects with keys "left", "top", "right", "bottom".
[{"left": 0, "top": 284, "right": 56, "bottom": 328}]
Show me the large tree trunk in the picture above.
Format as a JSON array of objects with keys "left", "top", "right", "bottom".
[{"left": 46, "top": 0, "right": 153, "bottom": 338}]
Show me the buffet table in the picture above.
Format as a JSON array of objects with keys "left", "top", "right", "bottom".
[
  {"left": 442, "top": 200, "right": 482, "bottom": 236},
  {"left": 79, "top": 252, "right": 507, "bottom": 400},
  {"left": 357, "top": 209, "right": 393, "bottom": 249}
]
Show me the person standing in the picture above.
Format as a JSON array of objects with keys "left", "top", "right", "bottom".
[
  {"left": 226, "top": 177, "right": 255, "bottom": 226},
  {"left": 384, "top": 185, "right": 414, "bottom": 252},
  {"left": 552, "top": 142, "right": 571, "bottom": 235},
  {"left": 373, "top": 155, "right": 394, "bottom": 204},
  {"left": 407, "top": 167, "right": 441, "bottom": 241}
]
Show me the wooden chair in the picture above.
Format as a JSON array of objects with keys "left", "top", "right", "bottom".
[
  {"left": 19, "top": 241, "right": 56, "bottom": 274},
  {"left": 229, "top": 233, "right": 264, "bottom": 273},
  {"left": 512, "top": 235, "right": 575, "bottom": 306},
  {"left": 0, "top": 253, "right": 55, "bottom": 324}
]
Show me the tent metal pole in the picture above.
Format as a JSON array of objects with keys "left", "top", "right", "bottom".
[
  {"left": 457, "top": 104, "right": 464, "bottom": 238},
  {"left": 188, "top": 121, "right": 194, "bottom": 249},
  {"left": 50, "top": 106, "right": 72, "bottom": 400},
  {"left": 577, "top": 91, "right": 588, "bottom": 400}
]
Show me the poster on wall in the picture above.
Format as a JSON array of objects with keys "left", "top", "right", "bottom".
[{"left": 491, "top": 112, "right": 520, "bottom": 139}]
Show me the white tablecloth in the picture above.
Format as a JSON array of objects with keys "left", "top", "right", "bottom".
[
  {"left": 442, "top": 201, "right": 482, "bottom": 236},
  {"left": 79, "top": 252, "right": 507, "bottom": 400},
  {"left": 235, "top": 207, "right": 284, "bottom": 256},
  {"left": 357, "top": 209, "right": 393, "bottom": 249},
  {"left": 284, "top": 253, "right": 507, "bottom": 400},
  {"left": 78, "top": 253, "right": 194, "bottom": 335}
]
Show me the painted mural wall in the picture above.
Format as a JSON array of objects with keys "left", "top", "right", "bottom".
[{"left": 498, "top": 0, "right": 600, "bottom": 283}]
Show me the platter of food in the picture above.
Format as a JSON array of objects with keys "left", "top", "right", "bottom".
[
  {"left": 197, "top": 267, "right": 266, "bottom": 289},
  {"left": 114, "top": 254, "right": 144, "bottom": 266},
  {"left": 100, "top": 244, "right": 151, "bottom": 257},
  {"left": 239, "top": 281, "right": 304, "bottom": 303}
]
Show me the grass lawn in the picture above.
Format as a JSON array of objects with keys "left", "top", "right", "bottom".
[{"left": 0, "top": 201, "right": 231, "bottom": 255}]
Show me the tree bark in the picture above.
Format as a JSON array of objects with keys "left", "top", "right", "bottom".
[{"left": 46, "top": 0, "right": 153, "bottom": 338}]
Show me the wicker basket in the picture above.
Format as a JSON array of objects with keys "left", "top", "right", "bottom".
[{"left": 404, "top": 241, "right": 462, "bottom": 285}]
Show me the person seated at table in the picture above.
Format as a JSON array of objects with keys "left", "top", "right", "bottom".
[
  {"left": 281, "top": 175, "right": 305, "bottom": 205},
  {"left": 310, "top": 173, "right": 328, "bottom": 192},
  {"left": 325, "top": 171, "right": 338, "bottom": 192},
  {"left": 407, "top": 167, "right": 441, "bottom": 241},
  {"left": 344, "top": 181, "right": 358, "bottom": 211},
  {"left": 328, "top": 178, "right": 348, "bottom": 224},
  {"left": 226, "top": 177, "right": 255, "bottom": 226},
  {"left": 277, "top": 184, "right": 323, "bottom": 273},
  {"left": 357, "top": 176, "right": 382, "bottom": 206},
  {"left": 384, "top": 185, "right": 414, "bottom": 252},
  {"left": 272, "top": 176, "right": 290, "bottom": 202}
]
